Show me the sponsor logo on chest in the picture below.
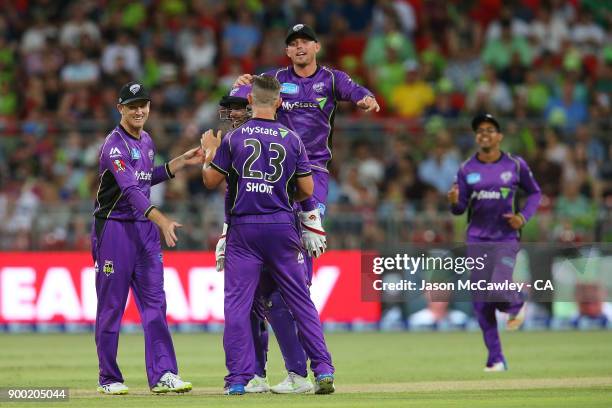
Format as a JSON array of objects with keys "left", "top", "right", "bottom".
[
  {"left": 241, "top": 126, "right": 279, "bottom": 136},
  {"left": 109, "top": 147, "right": 122, "bottom": 158},
  {"left": 135, "top": 170, "right": 152, "bottom": 181},
  {"left": 280, "top": 82, "right": 299, "bottom": 94},
  {"left": 130, "top": 148, "right": 141, "bottom": 160},
  {"left": 472, "top": 190, "right": 501, "bottom": 200}
]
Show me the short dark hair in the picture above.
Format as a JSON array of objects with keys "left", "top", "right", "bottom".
[{"left": 251, "top": 75, "right": 281, "bottom": 106}]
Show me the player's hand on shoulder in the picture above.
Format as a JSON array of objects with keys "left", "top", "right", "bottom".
[
  {"left": 200, "top": 129, "right": 222, "bottom": 164},
  {"left": 299, "top": 209, "right": 327, "bottom": 258},
  {"left": 233, "top": 74, "right": 254, "bottom": 87},
  {"left": 447, "top": 184, "right": 459, "bottom": 205},
  {"left": 357, "top": 95, "right": 380, "bottom": 113}
]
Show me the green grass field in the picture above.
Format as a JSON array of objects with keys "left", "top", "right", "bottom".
[{"left": 1, "top": 331, "right": 611, "bottom": 407}]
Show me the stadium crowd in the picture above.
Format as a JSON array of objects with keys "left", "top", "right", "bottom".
[{"left": 0, "top": 0, "right": 611, "bottom": 250}]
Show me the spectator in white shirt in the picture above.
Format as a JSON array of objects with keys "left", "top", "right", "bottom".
[
  {"left": 182, "top": 29, "right": 216, "bottom": 76},
  {"left": 101, "top": 32, "right": 141, "bottom": 77},
  {"left": 59, "top": 5, "right": 100, "bottom": 48}
]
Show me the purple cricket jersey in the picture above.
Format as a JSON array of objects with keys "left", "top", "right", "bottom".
[
  {"left": 94, "top": 125, "right": 173, "bottom": 222},
  {"left": 451, "top": 152, "right": 542, "bottom": 242},
  {"left": 265, "top": 66, "right": 373, "bottom": 172},
  {"left": 211, "top": 117, "right": 311, "bottom": 223}
]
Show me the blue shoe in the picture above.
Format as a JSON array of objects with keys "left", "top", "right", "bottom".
[
  {"left": 224, "top": 384, "right": 245, "bottom": 395},
  {"left": 314, "top": 374, "right": 335, "bottom": 394}
]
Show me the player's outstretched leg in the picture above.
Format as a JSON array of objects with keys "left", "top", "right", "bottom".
[{"left": 93, "top": 220, "right": 132, "bottom": 394}]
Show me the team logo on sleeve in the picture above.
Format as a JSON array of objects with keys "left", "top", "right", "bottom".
[
  {"left": 148, "top": 149, "right": 154, "bottom": 160},
  {"left": 130, "top": 148, "right": 141, "bottom": 160},
  {"left": 103, "top": 260, "right": 114, "bottom": 276},
  {"left": 500, "top": 171, "right": 512, "bottom": 183},
  {"left": 297, "top": 251, "right": 305, "bottom": 264},
  {"left": 109, "top": 147, "right": 122, "bottom": 158},
  {"left": 280, "top": 82, "right": 299, "bottom": 94},
  {"left": 466, "top": 172, "right": 481, "bottom": 184},
  {"left": 313, "top": 82, "right": 325, "bottom": 93},
  {"left": 94, "top": 261, "right": 99, "bottom": 273},
  {"left": 113, "top": 159, "right": 126, "bottom": 172}
]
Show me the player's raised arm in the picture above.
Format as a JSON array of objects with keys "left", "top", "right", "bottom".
[
  {"left": 233, "top": 73, "right": 254, "bottom": 87},
  {"left": 332, "top": 69, "right": 380, "bottom": 112},
  {"left": 201, "top": 128, "right": 227, "bottom": 189},
  {"left": 151, "top": 146, "right": 203, "bottom": 186}
]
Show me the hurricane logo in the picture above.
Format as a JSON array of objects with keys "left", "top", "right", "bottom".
[
  {"left": 129, "top": 84, "right": 141, "bottom": 95},
  {"left": 293, "top": 24, "right": 304, "bottom": 32}
]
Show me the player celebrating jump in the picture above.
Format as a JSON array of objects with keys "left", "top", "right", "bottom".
[
  {"left": 228, "top": 23, "right": 379, "bottom": 393},
  {"left": 448, "top": 113, "right": 541, "bottom": 371},
  {"left": 201, "top": 75, "right": 335, "bottom": 395}
]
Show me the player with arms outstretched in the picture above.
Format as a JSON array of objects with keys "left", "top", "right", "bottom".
[{"left": 230, "top": 24, "right": 379, "bottom": 392}]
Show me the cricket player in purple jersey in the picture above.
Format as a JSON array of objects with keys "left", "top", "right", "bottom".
[
  {"left": 215, "top": 86, "right": 273, "bottom": 393},
  {"left": 448, "top": 113, "right": 542, "bottom": 372},
  {"left": 201, "top": 75, "right": 335, "bottom": 396},
  {"left": 231, "top": 23, "right": 379, "bottom": 392},
  {"left": 92, "top": 81, "right": 201, "bottom": 395},
  {"left": 215, "top": 85, "right": 315, "bottom": 394}
]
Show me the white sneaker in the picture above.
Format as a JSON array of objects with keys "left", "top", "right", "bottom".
[
  {"left": 270, "top": 372, "right": 314, "bottom": 394},
  {"left": 151, "top": 372, "right": 192, "bottom": 393},
  {"left": 245, "top": 375, "right": 270, "bottom": 393},
  {"left": 507, "top": 303, "right": 526, "bottom": 331},
  {"left": 97, "top": 382, "right": 128, "bottom": 395},
  {"left": 484, "top": 361, "right": 508, "bottom": 372}
]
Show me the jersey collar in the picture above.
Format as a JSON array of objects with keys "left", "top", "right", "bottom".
[
  {"left": 290, "top": 64, "right": 321, "bottom": 79},
  {"left": 475, "top": 150, "right": 505, "bottom": 164},
  {"left": 118, "top": 124, "right": 142, "bottom": 141}
]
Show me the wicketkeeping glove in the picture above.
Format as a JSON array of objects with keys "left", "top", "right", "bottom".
[
  {"left": 299, "top": 209, "right": 327, "bottom": 258},
  {"left": 215, "top": 223, "right": 228, "bottom": 272}
]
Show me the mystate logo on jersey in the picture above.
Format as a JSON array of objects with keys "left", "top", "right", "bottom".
[
  {"left": 281, "top": 100, "right": 325, "bottom": 111},
  {"left": 240, "top": 126, "right": 290, "bottom": 138},
  {"left": 135, "top": 170, "right": 152, "bottom": 181},
  {"left": 471, "top": 188, "right": 511, "bottom": 200}
]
